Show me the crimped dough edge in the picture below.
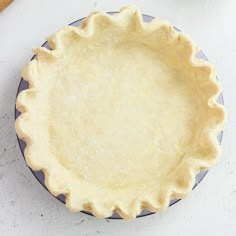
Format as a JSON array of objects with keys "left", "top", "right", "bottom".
[{"left": 15, "top": 6, "right": 226, "bottom": 220}]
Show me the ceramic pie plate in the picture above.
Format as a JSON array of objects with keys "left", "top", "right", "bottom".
[{"left": 15, "top": 12, "right": 224, "bottom": 219}]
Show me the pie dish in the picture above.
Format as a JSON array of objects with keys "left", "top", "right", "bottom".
[{"left": 15, "top": 6, "right": 226, "bottom": 220}]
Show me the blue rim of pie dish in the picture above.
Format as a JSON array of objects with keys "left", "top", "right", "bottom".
[{"left": 15, "top": 13, "right": 224, "bottom": 219}]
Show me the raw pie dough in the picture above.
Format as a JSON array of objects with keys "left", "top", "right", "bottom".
[{"left": 15, "top": 6, "right": 226, "bottom": 220}]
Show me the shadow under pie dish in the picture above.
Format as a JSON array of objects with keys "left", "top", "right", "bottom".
[{"left": 15, "top": 6, "right": 226, "bottom": 220}]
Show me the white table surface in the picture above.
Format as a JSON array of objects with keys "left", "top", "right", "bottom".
[{"left": 0, "top": 0, "right": 235, "bottom": 235}]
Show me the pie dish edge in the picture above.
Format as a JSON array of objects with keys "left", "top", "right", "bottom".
[{"left": 15, "top": 6, "right": 226, "bottom": 220}]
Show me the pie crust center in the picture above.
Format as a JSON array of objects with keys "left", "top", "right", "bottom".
[{"left": 48, "top": 37, "right": 195, "bottom": 187}]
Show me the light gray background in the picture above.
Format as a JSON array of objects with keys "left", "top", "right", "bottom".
[{"left": 0, "top": 0, "right": 235, "bottom": 235}]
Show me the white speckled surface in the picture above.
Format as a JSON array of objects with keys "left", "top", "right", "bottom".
[{"left": 0, "top": 0, "right": 235, "bottom": 235}]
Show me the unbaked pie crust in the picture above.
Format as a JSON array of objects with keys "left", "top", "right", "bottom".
[{"left": 15, "top": 6, "right": 226, "bottom": 220}]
